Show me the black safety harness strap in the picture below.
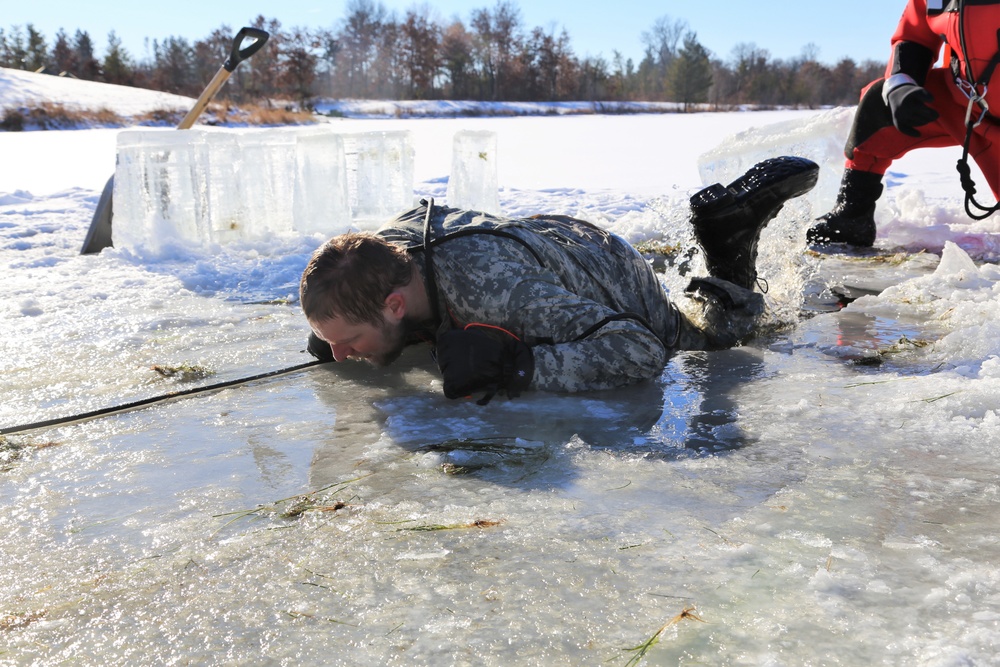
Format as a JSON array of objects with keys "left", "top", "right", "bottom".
[{"left": 420, "top": 198, "right": 443, "bottom": 324}]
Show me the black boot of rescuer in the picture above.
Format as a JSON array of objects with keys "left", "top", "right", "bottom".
[
  {"left": 689, "top": 156, "right": 820, "bottom": 290},
  {"left": 806, "top": 169, "right": 883, "bottom": 248}
]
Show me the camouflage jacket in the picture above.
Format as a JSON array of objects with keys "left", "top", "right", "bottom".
[{"left": 378, "top": 203, "right": 682, "bottom": 393}]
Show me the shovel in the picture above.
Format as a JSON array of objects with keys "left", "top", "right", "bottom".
[{"left": 81, "top": 26, "right": 269, "bottom": 254}]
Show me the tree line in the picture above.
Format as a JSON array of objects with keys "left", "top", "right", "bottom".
[{"left": 0, "top": 1, "right": 886, "bottom": 110}]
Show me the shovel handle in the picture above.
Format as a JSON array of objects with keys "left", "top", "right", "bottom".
[
  {"left": 224, "top": 27, "right": 270, "bottom": 72},
  {"left": 177, "top": 27, "right": 270, "bottom": 129}
]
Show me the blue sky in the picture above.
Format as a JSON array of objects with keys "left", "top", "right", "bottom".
[{"left": 8, "top": 1, "right": 905, "bottom": 67}]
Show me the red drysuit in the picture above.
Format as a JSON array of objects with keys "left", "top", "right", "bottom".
[{"left": 846, "top": 0, "right": 1000, "bottom": 198}]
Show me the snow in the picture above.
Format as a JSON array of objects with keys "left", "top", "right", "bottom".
[
  {"left": 3, "top": 66, "right": 1000, "bottom": 666},
  {"left": 0, "top": 66, "right": 194, "bottom": 117}
]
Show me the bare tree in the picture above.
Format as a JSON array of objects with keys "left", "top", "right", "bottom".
[
  {"left": 638, "top": 15, "right": 688, "bottom": 98},
  {"left": 192, "top": 27, "right": 233, "bottom": 94},
  {"left": 245, "top": 16, "right": 284, "bottom": 101},
  {"left": 576, "top": 54, "right": 610, "bottom": 101},
  {"left": 312, "top": 28, "right": 340, "bottom": 98},
  {"left": 471, "top": 0, "right": 523, "bottom": 100},
  {"left": 521, "top": 26, "right": 575, "bottom": 101},
  {"left": 151, "top": 36, "right": 195, "bottom": 94},
  {"left": 0, "top": 14, "right": 890, "bottom": 109},
  {"left": 281, "top": 27, "right": 319, "bottom": 106},
  {"left": 642, "top": 15, "right": 687, "bottom": 67},
  {"left": 730, "top": 42, "right": 773, "bottom": 105},
  {"left": 400, "top": 5, "right": 441, "bottom": 99},
  {"left": 371, "top": 11, "right": 404, "bottom": 98},
  {"left": 338, "top": 0, "right": 386, "bottom": 97},
  {"left": 440, "top": 20, "right": 474, "bottom": 99}
]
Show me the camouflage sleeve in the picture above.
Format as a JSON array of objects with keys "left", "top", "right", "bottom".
[{"left": 433, "top": 235, "right": 667, "bottom": 393}]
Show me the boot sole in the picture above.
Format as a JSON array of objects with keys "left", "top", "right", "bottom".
[
  {"left": 691, "top": 156, "right": 819, "bottom": 214},
  {"left": 806, "top": 209, "right": 877, "bottom": 247},
  {"left": 806, "top": 225, "right": 876, "bottom": 248}
]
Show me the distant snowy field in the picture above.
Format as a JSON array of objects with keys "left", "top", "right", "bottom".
[{"left": 4, "top": 67, "right": 1000, "bottom": 666}]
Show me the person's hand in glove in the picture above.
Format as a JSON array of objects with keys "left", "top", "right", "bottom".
[
  {"left": 883, "top": 73, "right": 939, "bottom": 137},
  {"left": 435, "top": 326, "right": 534, "bottom": 405},
  {"left": 306, "top": 331, "right": 334, "bottom": 362}
]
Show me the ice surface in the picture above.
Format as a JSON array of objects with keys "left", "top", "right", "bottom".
[
  {"left": 447, "top": 130, "right": 501, "bottom": 214},
  {"left": 6, "top": 109, "right": 1000, "bottom": 666}
]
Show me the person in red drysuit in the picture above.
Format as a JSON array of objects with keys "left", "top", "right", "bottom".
[{"left": 808, "top": 0, "right": 1000, "bottom": 247}]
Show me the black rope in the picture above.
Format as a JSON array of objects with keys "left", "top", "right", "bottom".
[
  {"left": 0, "top": 359, "right": 327, "bottom": 436},
  {"left": 955, "top": 26, "right": 1000, "bottom": 220},
  {"left": 957, "top": 119, "right": 1000, "bottom": 219}
]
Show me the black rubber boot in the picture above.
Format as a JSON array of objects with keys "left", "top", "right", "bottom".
[
  {"left": 806, "top": 169, "right": 883, "bottom": 248},
  {"left": 690, "top": 156, "right": 820, "bottom": 290}
]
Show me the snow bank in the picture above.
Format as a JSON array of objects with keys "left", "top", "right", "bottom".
[{"left": 0, "top": 66, "right": 194, "bottom": 117}]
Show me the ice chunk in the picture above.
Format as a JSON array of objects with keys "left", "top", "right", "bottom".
[
  {"left": 292, "top": 128, "right": 351, "bottom": 236},
  {"left": 697, "top": 107, "right": 854, "bottom": 212},
  {"left": 447, "top": 130, "right": 500, "bottom": 214},
  {"left": 233, "top": 128, "right": 296, "bottom": 238},
  {"left": 935, "top": 241, "right": 980, "bottom": 276},
  {"left": 207, "top": 127, "right": 352, "bottom": 241},
  {"left": 201, "top": 128, "right": 244, "bottom": 243},
  {"left": 933, "top": 241, "right": 989, "bottom": 289},
  {"left": 113, "top": 126, "right": 355, "bottom": 252},
  {"left": 113, "top": 129, "right": 209, "bottom": 253},
  {"left": 345, "top": 131, "right": 415, "bottom": 225}
]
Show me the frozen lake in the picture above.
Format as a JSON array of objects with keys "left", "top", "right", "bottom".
[{"left": 3, "top": 108, "right": 1000, "bottom": 666}]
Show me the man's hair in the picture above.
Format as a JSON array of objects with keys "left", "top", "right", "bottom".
[{"left": 300, "top": 232, "right": 413, "bottom": 325}]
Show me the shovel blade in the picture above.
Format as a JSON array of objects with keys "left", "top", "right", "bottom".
[{"left": 81, "top": 175, "right": 114, "bottom": 254}]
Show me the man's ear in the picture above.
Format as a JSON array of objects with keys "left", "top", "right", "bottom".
[{"left": 383, "top": 291, "right": 406, "bottom": 321}]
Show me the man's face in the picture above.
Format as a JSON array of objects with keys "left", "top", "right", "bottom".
[{"left": 311, "top": 314, "right": 409, "bottom": 367}]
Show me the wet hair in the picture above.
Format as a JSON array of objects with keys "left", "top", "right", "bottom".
[{"left": 300, "top": 232, "right": 413, "bottom": 325}]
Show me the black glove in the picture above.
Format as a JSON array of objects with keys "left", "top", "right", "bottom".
[
  {"left": 306, "top": 331, "right": 334, "bottom": 362},
  {"left": 884, "top": 75, "right": 939, "bottom": 137},
  {"left": 435, "top": 327, "right": 534, "bottom": 405}
]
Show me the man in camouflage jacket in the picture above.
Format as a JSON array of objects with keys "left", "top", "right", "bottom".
[{"left": 300, "top": 156, "right": 818, "bottom": 402}]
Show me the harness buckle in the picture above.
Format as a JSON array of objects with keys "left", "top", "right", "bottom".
[{"left": 957, "top": 77, "right": 990, "bottom": 127}]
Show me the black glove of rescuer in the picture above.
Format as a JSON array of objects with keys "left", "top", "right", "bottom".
[
  {"left": 306, "top": 331, "right": 334, "bottom": 362},
  {"left": 884, "top": 75, "right": 939, "bottom": 137},
  {"left": 435, "top": 327, "right": 534, "bottom": 405}
]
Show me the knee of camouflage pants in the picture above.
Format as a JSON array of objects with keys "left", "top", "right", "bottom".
[{"left": 675, "top": 276, "right": 766, "bottom": 350}]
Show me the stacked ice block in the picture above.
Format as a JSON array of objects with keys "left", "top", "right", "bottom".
[
  {"left": 113, "top": 127, "right": 412, "bottom": 252},
  {"left": 344, "top": 130, "right": 416, "bottom": 224},
  {"left": 112, "top": 126, "right": 501, "bottom": 254},
  {"left": 447, "top": 130, "right": 501, "bottom": 215}
]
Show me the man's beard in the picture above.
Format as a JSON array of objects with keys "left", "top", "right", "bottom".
[{"left": 369, "top": 315, "right": 420, "bottom": 367}]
